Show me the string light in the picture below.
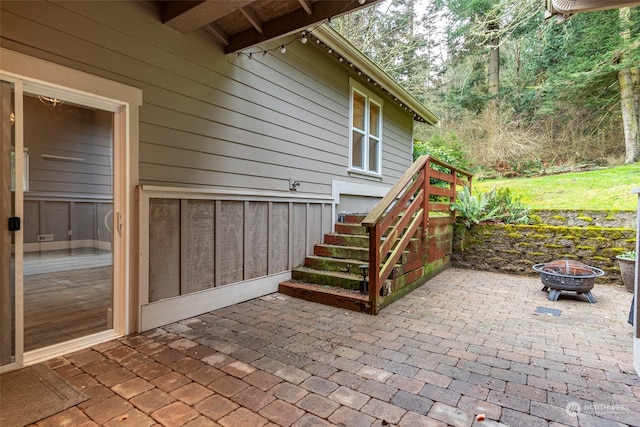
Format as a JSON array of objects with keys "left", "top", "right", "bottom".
[{"left": 233, "top": 11, "right": 426, "bottom": 122}]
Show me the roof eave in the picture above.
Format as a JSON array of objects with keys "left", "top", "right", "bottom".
[
  {"left": 546, "top": 0, "right": 640, "bottom": 17},
  {"left": 313, "top": 25, "right": 438, "bottom": 125}
]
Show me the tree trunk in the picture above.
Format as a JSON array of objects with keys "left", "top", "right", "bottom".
[
  {"left": 488, "top": 32, "right": 500, "bottom": 117},
  {"left": 619, "top": 68, "right": 639, "bottom": 163},
  {"left": 619, "top": 8, "right": 639, "bottom": 164}
]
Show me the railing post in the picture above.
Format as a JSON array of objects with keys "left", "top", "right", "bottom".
[
  {"left": 368, "top": 224, "right": 381, "bottom": 315},
  {"left": 422, "top": 158, "right": 430, "bottom": 239}
]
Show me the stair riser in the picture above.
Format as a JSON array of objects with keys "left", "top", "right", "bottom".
[
  {"left": 338, "top": 213, "right": 368, "bottom": 224},
  {"left": 304, "top": 257, "right": 369, "bottom": 275},
  {"left": 324, "top": 234, "right": 369, "bottom": 248},
  {"left": 314, "top": 245, "right": 369, "bottom": 261},
  {"left": 292, "top": 270, "right": 363, "bottom": 290},
  {"left": 278, "top": 281, "right": 371, "bottom": 313},
  {"left": 334, "top": 223, "right": 368, "bottom": 235}
]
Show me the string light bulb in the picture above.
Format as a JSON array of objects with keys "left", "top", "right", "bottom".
[
  {"left": 301, "top": 32, "right": 308, "bottom": 44},
  {"left": 359, "top": 0, "right": 366, "bottom": 4},
  {"left": 280, "top": 45, "right": 287, "bottom": 54}
]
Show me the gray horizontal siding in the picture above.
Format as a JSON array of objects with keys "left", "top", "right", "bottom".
[{"left": 1, "top": 0, "right": 415, "bottom": 194}]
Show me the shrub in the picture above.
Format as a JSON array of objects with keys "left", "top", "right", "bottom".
[
  {"left": 450, "top": 187, "right": 502, "bottom": 227},
  {"left": 451, "top": 186, "right": 530, "bottom": 227},
  {"left": 414, "top": 131, "right": 471, "bottom": 171},
  {"left": 484, "top": 187, "right": 530, "bottom": 225}
]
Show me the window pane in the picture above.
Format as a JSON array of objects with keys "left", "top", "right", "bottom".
[
  {"left": 369, "top": 103, "right": 380, "bottom": 137},
  {"left": 352, "top": 131, "right": 364, "bottom": 168},
  {"left": 369, "top": 138, "right": 379, "bottom": 172},
  {"left": 352, "top": 92, "right": 365, "bottom": 130}
]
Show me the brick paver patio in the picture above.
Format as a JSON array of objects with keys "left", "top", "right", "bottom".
[{"left": 25, "top": 268, "right": 640, "bottom": 426}]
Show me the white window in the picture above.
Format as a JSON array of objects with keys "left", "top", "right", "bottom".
[{"left": 349, "top": 79, "right": 382, "bottom": 176}]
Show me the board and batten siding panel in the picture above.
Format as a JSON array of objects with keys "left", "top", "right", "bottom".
[
  {"left": 306, "top": 204, "right": 323, "bottom": 256},
  {"left": 0, "top": 0, "right": 416, "bottom": 196},
  {"left": 23, "top": 201, "right": 40, "bottom": 244},
  {"left": 148, "top": 199, "right": 180, "bottom": 302},
  {"left": 218, "top": 201, "right": 245, "bottom": 286},
  {"left": 41, "top": 202, "right": 69, "bottom": 243},
  {"left": 143, "top": 195, "right": 330, "bottom": 303},
  {"left": 70, "top": 202, "right": 96, "bottom": 241},
  {"left": 290, "top": 203, "right": 308, "bottom": 268},
  {"left": 245, "top": 202, "right": 269, "bottom": 280},
  {"left": 185, "top": 200, "right": 215, "bottom": 294},
  {"left": 269, "top": 202, "right": 290, "bottom": 274}
]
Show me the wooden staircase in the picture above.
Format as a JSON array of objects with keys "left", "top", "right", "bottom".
[
  {"left": 279, "top": 213, "right": 413, "bottom": 312},
  {"left": 280, "top": 155, "right": 473, "bottom": 315},
  {"left": 279, "top": 214, "right": 380, "bottom": 312}
]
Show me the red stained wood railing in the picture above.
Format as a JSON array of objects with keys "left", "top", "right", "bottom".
[{"left": 361, "top": 155, "right": 473, "bottom": 314}]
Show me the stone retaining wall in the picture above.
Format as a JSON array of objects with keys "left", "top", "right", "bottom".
[
  {"left": 451, "top": 223, "right": 636, "bottom": 286},
  {"left": 531, "top": 209, "right": 635, "bottom": 229}
]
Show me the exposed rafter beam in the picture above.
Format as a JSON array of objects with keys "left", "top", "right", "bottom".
[
  {"left": 225, "top": 0, "right": 383, "bottom": 53},
  {"left": 162, "top": 0, "right": 253, "bottom": 33},
  {"left": 240, "top": 6, "right": 264, "bottom": 34},
  {"left": 202, "top": 22, "right": 229, "bottom": 46},
  {"left": 298, "top": 0, "right": 313, "bottom": 15}
]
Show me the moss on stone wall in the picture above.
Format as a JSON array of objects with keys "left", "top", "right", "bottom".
[{"left": 452, "top": 223, "right": 635, "bottom": 286}]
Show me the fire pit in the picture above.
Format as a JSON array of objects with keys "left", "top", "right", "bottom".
[{"left": 532, "top": 260, "right": 604, "bottom": 304}]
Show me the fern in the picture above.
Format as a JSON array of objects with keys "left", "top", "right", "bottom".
[{"left": 451, "top": 186, "right": 528, "bottom": 227}]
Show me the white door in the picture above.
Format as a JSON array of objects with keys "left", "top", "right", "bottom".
[
  {"left": 0, "top": 79, "right": 19, "bottom": 370},
  {"left": 634, "top": 188, "right": 640, "bottom": 378},
  {"left": 1, "top": 74, "right": 126, "bottom": 371}
]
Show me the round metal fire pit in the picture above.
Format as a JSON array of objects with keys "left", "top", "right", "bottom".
[{"left": 532, "top": 260, "right": 604, "bottom": 304}]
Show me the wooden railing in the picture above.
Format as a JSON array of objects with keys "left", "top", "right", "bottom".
[{"left": 361, "top": 155, "right": 473, "bottom": 314}]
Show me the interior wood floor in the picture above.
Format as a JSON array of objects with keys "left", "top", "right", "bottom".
[{"left": 23, "top": 252, "right": 112, "bottom": 352}]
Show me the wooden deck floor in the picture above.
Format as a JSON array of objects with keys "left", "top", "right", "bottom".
[{"left": 23, "top": 252, "right": 112, "bottom": 352}]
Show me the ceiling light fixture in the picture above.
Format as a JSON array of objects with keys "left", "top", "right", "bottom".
[{"left": 38, "top": 95, "right": 64, "bottom": 108}]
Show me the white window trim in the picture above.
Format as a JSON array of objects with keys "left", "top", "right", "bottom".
[{"left": 348, "top": 78, "right": 383, "bottom": 178}]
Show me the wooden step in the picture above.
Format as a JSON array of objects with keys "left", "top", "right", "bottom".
[
  {"left": 303, "top": 255, "right": 371, "bottom": 275},
  {"left": 292, "top": 267, "right": 364, "bottom": 290},
  {"left": 334, "top": 222, "right": 368, "bottom": 236},
  {"left": 337, "top": 213, "right": 368, "bottom": 224},
  {"left": 323, "top": 233, "right": 369, "bottom": 248},
  {"left": 313, "top": 244, "right": 369, "bottom": 261},
  {"left": 278, "top": 280, "right": 371, "bottom": 313}
]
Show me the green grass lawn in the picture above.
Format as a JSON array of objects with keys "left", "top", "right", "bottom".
[{"left": 473, "top": 163, "right": 640, "bottom": 210}]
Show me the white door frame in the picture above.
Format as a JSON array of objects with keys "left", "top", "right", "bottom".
[
  {"left": 633, "top": 188, "right": 640, "bottom": 378},
  {"left": 0, "top": 49, "right": 142, "bottom": 370}
]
